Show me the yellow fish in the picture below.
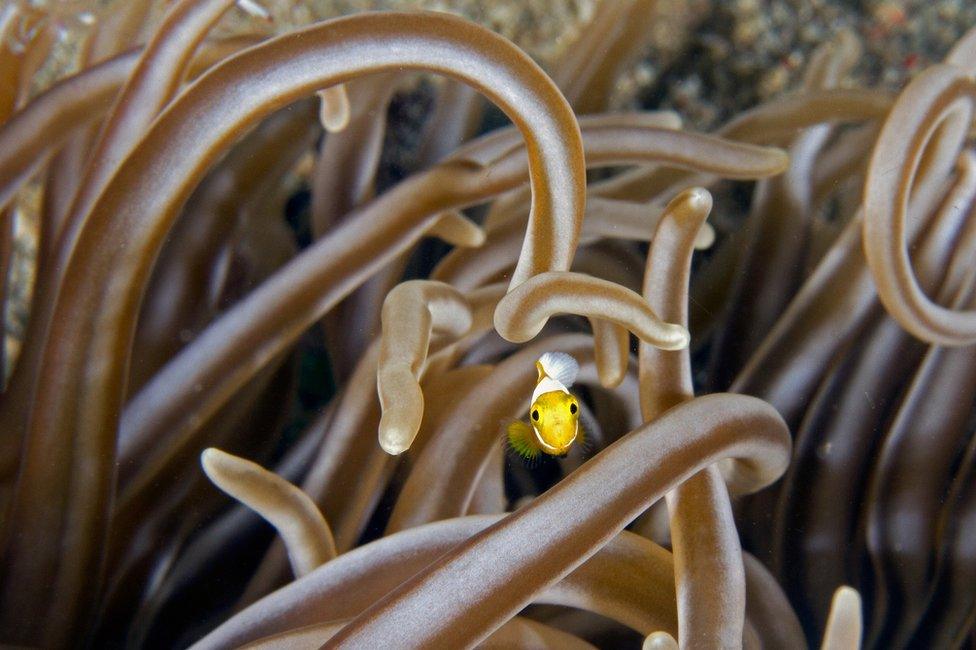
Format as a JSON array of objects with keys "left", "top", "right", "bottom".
[{"left": 507, "top": 351, "right": 583, "bottom": 460}]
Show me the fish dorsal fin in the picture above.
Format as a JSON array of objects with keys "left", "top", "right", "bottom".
[{"left": 537, "top": 351, "right": 579, "bottom": 387}]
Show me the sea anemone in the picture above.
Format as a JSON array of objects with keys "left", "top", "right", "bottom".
[{"left": 0, "top": 1, "right": 972, "bottom": 648}]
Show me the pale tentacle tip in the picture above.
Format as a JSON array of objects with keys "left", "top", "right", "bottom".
[
  {"left": 821, "top": 585, "right": 862, "bottom": 650},
  {"left": 693, "top": 222, "right": 716, "bottom": 250},
  {"left": 200, "top": 447, "right": 225, "bottom": 472},
  {"left": 200, "top": 448, "right": 238, "bottom": 485},
  {"left": 236, "top": 0, "right": 272, "bottom": 22},
  {"left": 830, "top": 585, "right": 862, "bottom": 615},
  {"left": 378, "top": 425, "right": 410, "bottom": 456},
  {"left": 642, "top": 631, "right": 678, "bottom": 650},
  {"left": 429, "top": 210, "right": 486, "bottom": 247},
  {"left": 659, "top": 324, "right": 690, "bottom": 351},
  {"left": 656, "top": 111, "right": 683, "bottom": 130},
  {"left": 682, "top": 186, "right": 712, "bottom": 211},
  {"left": 378, "top": 366, "right": 425, "bottom": 444},
  {"left": 770, "top": 148, "right": 791, "bottom": 174},
  {"left": 318, "top": 86, "right": 351, "bottom": 133},
  {"left": 834, "top": 585, "right": 860, "bottom": 599}
]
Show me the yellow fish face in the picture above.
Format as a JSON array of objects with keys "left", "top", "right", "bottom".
[{"left": 530, "top": 390, "right": 580, "bottom": 455}]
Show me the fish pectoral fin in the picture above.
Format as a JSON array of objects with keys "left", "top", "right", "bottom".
[
  {"left": 506, "top": 420, "right": 542, "bottom": 461},
  {"left": 576, "top": 420, "right": 591, "bottom": 454}
]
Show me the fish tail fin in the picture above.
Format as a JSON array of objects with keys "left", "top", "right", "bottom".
[{"left": 505, "top": 419, "right": 541, "bottom": 463}]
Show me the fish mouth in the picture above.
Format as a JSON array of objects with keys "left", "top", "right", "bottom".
[{"left": 532, "top": 424, "right": 578, "bottom": 456}]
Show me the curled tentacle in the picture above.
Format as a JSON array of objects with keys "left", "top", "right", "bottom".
[
  {"left": 377, "top": 280, "right": 472, "bottom": 455},
  {"left": 864, "top": 64, "right": 976, "bottom": 345},
  {"left": 495, "top": 271, "right": 690, "bottom": 351}
]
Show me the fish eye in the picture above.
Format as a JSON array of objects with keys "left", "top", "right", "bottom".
[
  {"left": 532, "top": 409, "right": 540, "bottom": 421},
  {"left": 569, "top": 402, "right": 577, "bottom": 414}
]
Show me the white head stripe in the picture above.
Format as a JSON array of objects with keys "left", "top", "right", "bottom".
[{"left": 532, "top": 377, "right": 569, "bottom": 404}]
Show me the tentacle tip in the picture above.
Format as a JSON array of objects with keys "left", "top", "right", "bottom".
[
  {"left": 833, "top": 585, "right": 861, "bottom": 607},
  {"left": 693, "top": 222, "right": 716, "bottom": 250},
  {"left": 378, "top": 428, "right": 410, "bottom": 456},
  {"left": 317, "top": 87, "right": 351, "bottom": 133},
  {"left": 597, "top": 368, "right": 626, "bottom": 389},
  {"left": 320, "top": 119, "right": 349, "bottom": 135},
  {"left": 823, "top": 585, "right": 863, "bottom": 647},
  {"left": 429, "top": 210, "right": 486, "bottom": 247},
  {"left": 661, "top": 325, "right": 690, "bottom": 350},
  {"left": 658, "top": 111, "right": 683, "bottom": 130},
  {"left": 770, "top": 148, "right": 792, "bottom": 174},
  {"left": 200, "top": 447, "right": 231, "bottom": 481},
  {"left": 236, "top": 0, "right": 272, "bottom": 22},
  {"left": 683, "top": 186, "right": 712, "bottom": 211},
  {"left": 200, "top": 447, "right": 223, "bottom": 469},
  {"left": 668, "top": 187, "right": 712, "bottom": 231},
  {"left": 642, "top": 631, "right": 678, "bottom": 650},
  {"left": 467, "top": 227, "right": 487, "bottom": 247}
]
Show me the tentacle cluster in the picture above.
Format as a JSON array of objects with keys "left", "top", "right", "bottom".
[{"left": 0, "top": 2, "right": 972, "bottom": 649}]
